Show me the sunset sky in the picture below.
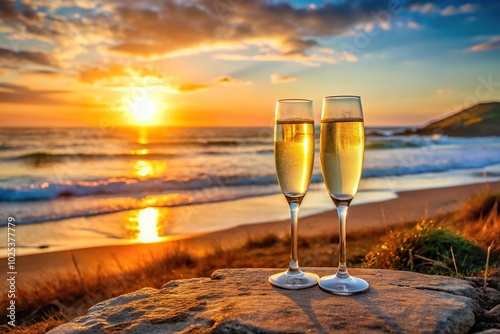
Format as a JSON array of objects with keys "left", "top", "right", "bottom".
[{"left": 0, "top": 0, "right": 499, "bottom": 127}]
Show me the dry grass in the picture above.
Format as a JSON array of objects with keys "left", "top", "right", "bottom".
[
  {"left": 363, "top": 191, "right": 499, "bottom": 276},
  {"left": 363, "top": 219, "right": 488, "bottom": 275},
  {"left": 1, "top": 192, "right": 498, "bottom": 333},
  {"left": 454, "top": 191, "right": 500, "bottom": 252},
  {"left": 363, "top": 192, "right": 499, "bottom": 276}
]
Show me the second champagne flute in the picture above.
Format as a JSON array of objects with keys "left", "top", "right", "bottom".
[
  {"left": 319, "top": 95, "right": 369, "bottom": 295},
  {"left": 269, "top": 99, "right": 319, "bottom": 289}
]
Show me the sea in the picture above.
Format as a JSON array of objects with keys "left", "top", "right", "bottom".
[{"left": 1, "top": 126, "right": 499, "bottom": 255}]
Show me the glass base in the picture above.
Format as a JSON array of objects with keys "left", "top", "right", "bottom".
[
  {"left": 319, "top": 273, "right": 369, "bottom": 295},
  {"left": 269, "top": 270, "right": 319, "bottom": 290}
]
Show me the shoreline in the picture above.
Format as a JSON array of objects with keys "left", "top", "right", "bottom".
[
  {"left": 2, "top": 168, "right": 497, "bottom": 257},
  {"left": 1, "top": 181, "right": 499, "bottom": 292}
]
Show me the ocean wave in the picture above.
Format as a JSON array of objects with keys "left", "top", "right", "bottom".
[
  {"left": 2, "top": 152, "right": 181, "bottom": 164},
  {"left": 366, "top": 136, "right": 500, "bottom": 150},
  {"left": 255, "top": 149, "right": 274, "bottom": 154},
  {"left": 0, "top": 185, "right": 283, "bottom": 226},
  {"left": 5, "top": 137, "right": 499, "bottom": 164},
  {"left": 2, "top": 148, "right": 277, "bottom": 163},
  {"left": 362, "top": 159, "right": 500, "bottom": 178},
  {"left": 0, "top": 145, "right": 18, "bottom": 151},
  {"left": 133, "top": 139, "right": 271, "bottom": 147},
  {"left": 365, "top": 128, "right": 413, "bottom": 136},
  {"left": 3, "top": 152, "right": 500, "bottom": 202},
  {"left": 366, "top": 140, "right": 425, "bottom": 149},
  {"left": 0, "top": 174, "right": 279, "bottom": 202}
]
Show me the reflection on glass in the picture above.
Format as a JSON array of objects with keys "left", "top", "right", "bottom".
[{"left": 129, "top": 207, "right": 161, "bottom": 243}]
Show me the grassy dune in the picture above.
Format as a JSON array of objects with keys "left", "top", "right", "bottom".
[{"left": 2, "top": 191, "right": 499, "bottom": 333}]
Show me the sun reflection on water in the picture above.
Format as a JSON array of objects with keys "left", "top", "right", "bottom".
[
  {"left": 129, "top": 207, "right": 161, "bottom": 243},
  {"left": 134, "top": 160, "right": 154, "bottom": 177},
  {"left": 132, "top": 149, "right": 148, "bottom": 155},
  {"left": 138, "top": 127, "right": 149, "bottom": 144}
]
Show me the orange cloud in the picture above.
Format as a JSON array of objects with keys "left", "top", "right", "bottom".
[
  {"left": 436, "top": 87, "right": 455, "bottom": 95},
  {"left": 172, "top": 75, "right": 252, "bottom": 93},
  {"left": 214, "top": 76, "right": 252, "bottom": 86},
  {"left": 0, "top": 0, "right": 423, "bottom": 70},
  {"left": 173, "top": 82, "right": 211, "bottom": 92},
  {"left": 75, "top": 1, "right": 400, "bottom": 63},
  {"left": 0, "top": 82, "right": 102, "bottom": 107},
  {"left": 214, "top": 51, "right": 346, "bottom": 66},
  {"left": 79, "top": 65, "right": 163, "bottom": 85},
  {"left": 469, "top": 36, "right": 500, "bottom": 52},
  {"left": 270, "top": 73, "right": 298, "bottom": 84}
]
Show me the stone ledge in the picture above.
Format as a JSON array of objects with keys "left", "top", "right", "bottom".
[{"left": 49, "top": 268, "right": 480, "bottom": 334}]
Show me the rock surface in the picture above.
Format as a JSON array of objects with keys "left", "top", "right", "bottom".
[{"left": 49, "top": 268, "right": 481, "bottom": 334}]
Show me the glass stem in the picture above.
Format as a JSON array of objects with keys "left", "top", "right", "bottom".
[
  {"left": 287, "top": 202, "right": 300, "bottom": 273},
  {"left": 336, "top": 205, "right": 349, "bottom": 278}
]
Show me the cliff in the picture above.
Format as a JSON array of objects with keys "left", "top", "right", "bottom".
[{"left": 414, "top": 102, "right": 500, "bottom": 137}]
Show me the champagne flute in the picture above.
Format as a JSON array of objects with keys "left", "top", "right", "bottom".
[
  {"left": 269, "top": 99, "right": 319, "bottom": 289},
  {"left": 318, "top": 95, "right": 369, "bottom": 295}
]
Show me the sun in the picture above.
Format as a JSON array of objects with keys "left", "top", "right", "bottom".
[{"left": 128, "top": 96, "right": 159, "bottom": 125}]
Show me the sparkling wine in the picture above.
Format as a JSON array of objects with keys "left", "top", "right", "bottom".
[
  {"left": 275, "top": 120, "right": 315, "bottom": 201},
  {"left": 320, "top": 118, "right": 364, "bottom": 203}
]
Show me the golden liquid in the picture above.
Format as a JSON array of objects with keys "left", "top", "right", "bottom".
[
  {"left": 320, "top": 119, "right": 364, "bottom": 202},
  {"left": 275, "top": 120, "right": 315, "bottom": 200}
]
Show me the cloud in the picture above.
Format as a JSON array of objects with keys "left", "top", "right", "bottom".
[
  {"left": 407, "top": 21, "right": 421, "bottom": 29},
  {"left": 108, "top": 42, "right": 167, "bottom": 59},
  {"left": 0, "top": 81, "right": 106, "bottom": 107},
  {"left": 174, "top": 82, "right": 211, "bottom": 92},
  {"left": 468, "top": 36, "right": 500, "bottom": 51},
  {"left": 8, "top": 0, "right": 485, "bottom": 69},
  {"left": 0, "top": 1, "right": 116, "bottom": 68},
  {"left": 436, "top": 87, "right": 455, "bottom": 95},
  {"left": 104, "top": 2, "right": 230, "bottom": 59},
  {"left": 409, "top": 3, "right": 439, "bottom": 14},
  {"left": 0, "top": 82, "right": 67, "bottom": 105},
  {"left": 410, "top": 2, "right": 479, "bottom": 16},
  {"left": 270, "top": 73, "right": 298, "bottom": 84},
  {"left": 0, "top": 1, "right": 18, "bottom": 20},
  {"left": 77, "top": 63, "right": 251, "bottom": 93},
  {"left": 0, "top": 47, "right": 57, "bottom": 67},
  {"left": 0, "top": 82, "right": 28, "bottom": 91},
  {"left": 0, "top": 25, "right": 14, "bottom": 33},
  {"left": 79, "top": 65, "right": 163, "bottom": 85},
  {"left": 214, "top": 75, "right": 252, "bottom": 86},
  {"left": 24, "top": 69, "right": 61, "bottom": 76},
  {"left": 214, "top": 50, "right": 351, "bottom": 67},
  {"left": 0, "top": 0, "right": 495, "bottom": 78},
  {"left": 441, "top": 4, "right": 479, "bottom": 16},
  {"left": 173, "top": 75, "right": 252, "bottom": 93},
  {"left": 87, "top": 0, "right": 404, "bottom": 65}
]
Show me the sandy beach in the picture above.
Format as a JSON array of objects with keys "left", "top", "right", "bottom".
[{"left": 2, "top": 181, "right": 498, "bottom": 293}]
